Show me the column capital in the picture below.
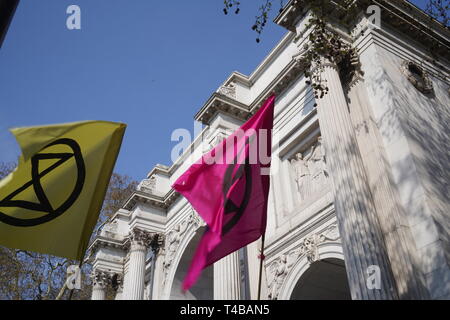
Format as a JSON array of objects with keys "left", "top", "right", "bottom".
[
  {"left": 301, "top": 49, "right": 363, "bottom": 94},
  {"left": 92, "top": 270, "right": 112, "bottom": 289},
  {"left": 110, "top": 273, "right": 123, "bottom": 291},
  {"left": 307, "top": 56, "right": 340, "bottom": 75},
  {"left": 129, "top": 228, "right": 152, "bottom": 245},
  {"left": 125, "top": 228, "right": 165, "bottom": 254},
  {"left": 149, "top": 233, "right": 165, "bottom": 254}
]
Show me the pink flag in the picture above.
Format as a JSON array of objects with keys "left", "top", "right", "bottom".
[{"left": 172, "top": 95, "right": 275, "bottom": 291}]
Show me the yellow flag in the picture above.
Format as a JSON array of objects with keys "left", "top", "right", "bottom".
[{"left": 0, "top": 120, "right": 126, "bottom": 260}]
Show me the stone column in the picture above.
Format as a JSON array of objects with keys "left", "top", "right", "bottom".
[
  {"left": 113, "top": 274, "right": 124, "bottom": 300},
  {"left": 91, "top": 270, "right": 108, "bottom": 300},
  {"left": 115, "top": 284, "right": 123, "bottom": 300},
  {"left": 123, "top": 228, "right": 150, "bottom": 300},
  {"left": 214, "top": 251, "right": 242, "bottom": 300},
  {"left": 314, "top": 60, "right": 397, "bottom": 299},
  {"left": 346, "top": 77, "right": 429, "bottom": 299},
  {"left": 246, "top": 240, "right": 268, "bottom": 300},
  {"left": 152, "top": 245, "right": 166, "bottom": 300},
  {"left": 149, "top": 233, "right": 165, "bottom": 300}
]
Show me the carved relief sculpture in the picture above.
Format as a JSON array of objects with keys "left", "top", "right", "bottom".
[
  {"left": 290, "top": 137, "right": 329, "bottom": 203},
  {"left": 401, "top": 61, "right": 434, "bottom": 94},
  {"left": 137, "top": 176, "right": 157, "bottom": 194},
  {"left": 266, "top": 224, "right": 340, "bottom": 299},
  {"left": 308, "top": 136, "right": 328, "bottom": 194},
  {"left": 218, "top": 82, "right": 236, "bottom": 99},
  {"left": 290, "top": 152, "right": 311, "bottom": 201},
  {"left": 267, "top": 254, "right": 292, "bottom": 300},
  {"left": 161, "top": 210, "right": 204, "bottom": 285},
  {"left": 92, "top": 270, "right": 113, "bottom": 289},
  {"left": 162, "top": 218, "right": 190, "bottom": 283}
]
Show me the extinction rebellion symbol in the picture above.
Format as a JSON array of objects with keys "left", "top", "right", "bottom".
[
  {"left": 221, "top": 136, "right": 253, "bottom": 236},
  {"left": 0, "top": 138, "right": 85, "bottom": 227}
]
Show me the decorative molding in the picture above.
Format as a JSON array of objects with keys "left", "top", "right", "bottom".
[
  {"left": 91, "top": 270, "right": 124, "bottom": 293},
  {"left": 92, "top": 270, "right": 113, "bottom": 288},
  {"left": 376, "top": 0, "right": 449, "bottom": 59},
  {"left": 125, "top": 228, "right": 165, "bottom": 253},
  {"left": 137, "top": 177, "right": 156, "bottom": 194},
  {"left": 266, "top": 224, "right": 340, "bottom": 300},
  {"left": 86, "top": 234, "right": 127, "bottom": 263},
  {"left": 195, "top": 92, "right": 251, "bottom": 125},
  {"left": 401, "top": 60, "right": 434, "bottom": 94},
  {"left": 111, "top": 273, "right": 123, "bottom": 292},
  {"left": 274, "top": 0, "right": 304, "bottom": 32},
  {"left": 294, "top": 224, "right": 339, "bottom": 263},
  {"left": 218, "top": 82, "right": 237, "bottom": 99},
  {"left": 129, "top": 228, "right": 153, "bottom": 247},
  {"left": 123, "top": 189, "right": 180, "bottom": 211},
  {"left": 162, "top": 210, "right": 203, "bottom": 285},
  {"left": 351, "top": 15, "right": 371, "bottom": 41},
  {"left": 150, "top": 233, "right": 165, "bottom": 254}
]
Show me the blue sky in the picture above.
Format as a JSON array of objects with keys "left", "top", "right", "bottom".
[{"left": 0, "top": 0, "right": 429, "bottom": 182}]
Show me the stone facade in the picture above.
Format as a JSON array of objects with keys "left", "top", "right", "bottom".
[{"left": 88, "top": 0, "right": 450, "bottom": 300}]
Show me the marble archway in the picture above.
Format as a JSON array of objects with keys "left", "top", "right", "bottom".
[
  {"left": 289, "top": 258, "right": 351, "bottom": 300},
  {"left": 168, "top": 226, "right": 214, "bottom": 300},
  {"left": 277, "top": 242, "right": 350, "bottom": 300}
]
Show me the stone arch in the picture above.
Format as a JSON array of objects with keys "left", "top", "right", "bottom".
[
  {"left": 162, "top": 219, "right": 199, "bottom": 299},
  {"left": 277, "top": 242, "right": 347, "bottom": 300},
  {"left": 162, "top": 213, "right": 213, "bottom": 300}
]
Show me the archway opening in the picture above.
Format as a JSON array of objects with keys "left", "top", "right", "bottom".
[
  {"left": 290, "top": 258, "right": 351, "bottom": 300},
  {"left": 169, "top": 227, "right": 213, "bottom": 300}
]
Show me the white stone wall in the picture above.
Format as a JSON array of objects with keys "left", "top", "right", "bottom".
[{"left": 358, "top": 23, "right": 450, "bottom": 299}]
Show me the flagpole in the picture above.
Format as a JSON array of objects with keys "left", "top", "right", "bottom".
[{"left": 257, "top": 233, "right": 266, "bottom": 300}]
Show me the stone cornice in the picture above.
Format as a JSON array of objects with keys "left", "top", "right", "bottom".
[
  {"left": 274, "top": 0, "right": 449, "bottom": 59},
  {"left": 222, "top": 71, "right": 252, "bottom": 87},
  {"left": 196, "top": 53, "right": 309, "bottom": 126},
  {"left": 88, "top": 227, "right": 165, "bottom": 262},
  {"left": 374, "top": 0, "right": 449, "bottom": 59},
  {"left": 353, "top": 17, "right": 450, "bottom": 81},
  {"left": 146, "top": 163, "right": 170, "bottom": 179},
  {"left": 123, "top": 189, "right": 180, "bottom": 211},
  {"left": 274, "top": 0, "right": 307, "bottom": 32},
  {"left": 249, "top": 54, "right": 308, "bottom": 114},
  {"left": 86, "top": 235, "right": 128, "bottom": 263},
  {"left": 89, "top": 235, "right": 126, "bottom": 250},
  {"left": 194, "top": 92, "right": 251, "bottom": 125},
  {"left": 250, "top": 32, "right": 298, "bottom": 82}
]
